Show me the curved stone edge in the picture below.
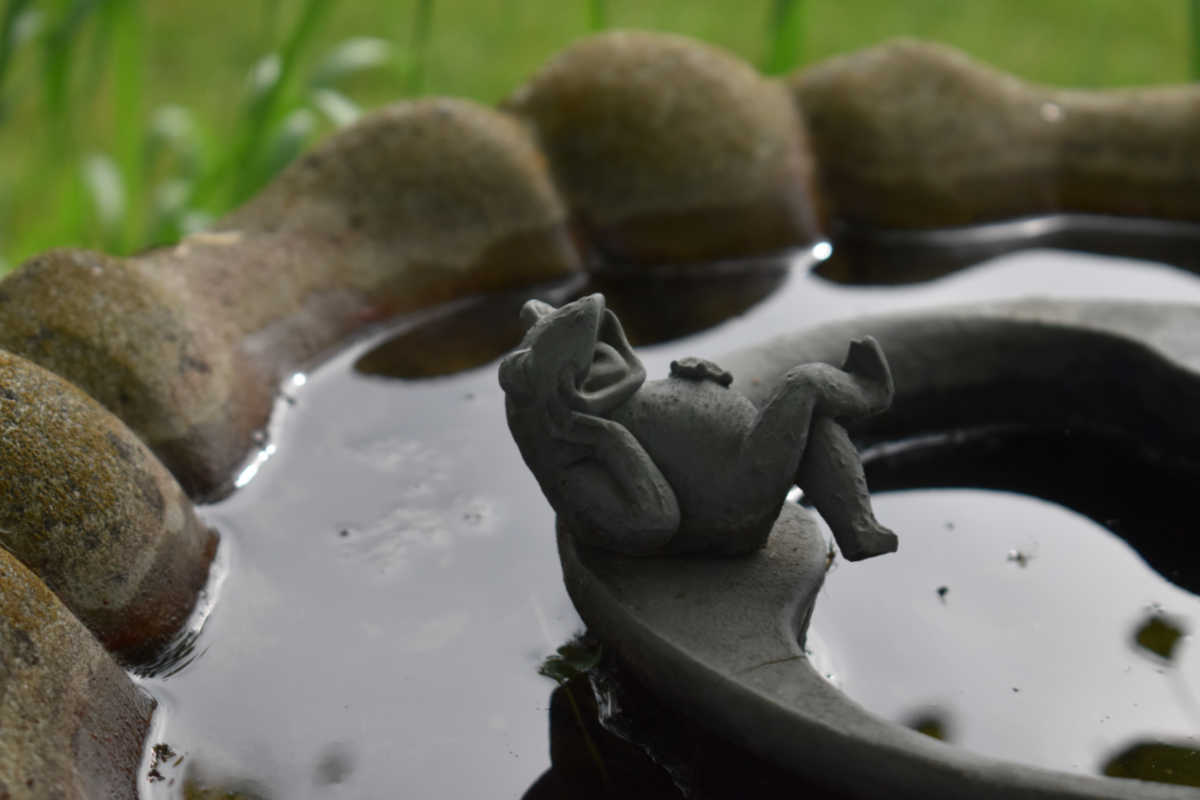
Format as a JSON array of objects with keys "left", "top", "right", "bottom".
[
  {"left": 561, "top": 299, "right": 1200, "bottom": 800},
  {"left": 791, "top": 38, "right": 1200, "bottom": 229},
  {"left": 0, "top": 348, "right": 217, "bottom": 664},
  {"left": 723, "top": 298, "right": 1200, "bottom": 456},
  {"left": 1, "top": 547, "right": 153, "bottom": 800}
]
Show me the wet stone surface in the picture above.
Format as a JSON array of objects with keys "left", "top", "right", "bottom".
[
  {"left": 0, "top": 349, "right": 217, "bottom": 664},
  {"left": 0, "top": 548, "right": 154, "bottom": 800},
  {"left": 137, "top": 243, "right": 1200, "bottom": 797}
]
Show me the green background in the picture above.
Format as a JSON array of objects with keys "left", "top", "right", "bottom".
[{"left": 0, "top": 0, "right": 1191, "bottom": 273}]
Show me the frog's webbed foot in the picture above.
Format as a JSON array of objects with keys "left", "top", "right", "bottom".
[{"left": 839, "top": 336, "right": 894, "bottom": 419}]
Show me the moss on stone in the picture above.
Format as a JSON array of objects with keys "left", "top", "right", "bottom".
[
  {"left": 0, "top": 548, "right": 153, "bottom": 799},
  {"left": 507, "top": 30, "right": 820, "bottom": 266},
  {"left": 791, "top": 39, "right": 1200, "bottom": 228},
  {"left": 0, "top": 349, "right": 217, "bottom": 662},
  {"left": 0, "top": 99, "right": 580, "bottom": 496}
]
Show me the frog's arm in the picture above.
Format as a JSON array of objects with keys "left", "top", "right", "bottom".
[{"left": 551, "top": 411, "right": 679, "bottom": 555}]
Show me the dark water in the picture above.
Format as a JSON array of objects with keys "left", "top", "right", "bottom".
[
  {"left": 803, "top": 427, "right": 1200, "bottom": 784},
  {"left": 136, "top": 243, "right": 1200, "bottom": 797},
  {"left": 807, "top": 480, "right": 1199, "bottom": 779}
]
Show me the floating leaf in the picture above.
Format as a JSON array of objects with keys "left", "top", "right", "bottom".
[
  {"left": 539, "top": 638, "right": 603, "bottom": 685},
  {"left": 1104, "top": 741, "right": 1200, "bottom": 787},
  {"left": 1134, "top": 613, "right": 1186, "bottom": 661}
]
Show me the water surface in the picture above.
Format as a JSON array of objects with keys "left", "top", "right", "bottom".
[{"left": 137, "top": 245, "right": 1200, "bottom": 796}]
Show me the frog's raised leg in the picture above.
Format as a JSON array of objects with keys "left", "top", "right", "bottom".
[
  {"left": 552, "top": 411, "right": 680, "bottom": 555},
  {"left": 740, "top": 336, "right": 893, "bottom": 474},
  {"left": 798, "top": 417, "right": 898, "bottom": 560},
  {"left": 739, "top": 337, "right": 895, "bottom": 559}
]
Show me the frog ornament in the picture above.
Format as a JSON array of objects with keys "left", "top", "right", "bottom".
[{"left": 499, "top": 293, "right": 898, "bottom": 561}]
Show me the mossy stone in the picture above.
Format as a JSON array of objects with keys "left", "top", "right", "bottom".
[
  {"left": 791, "top": 39, "right": 1200, "bottom": 228},
  {"left": 792, "top": 39, "right": 1060, "bottom": 228},
  {"left": 0, "top": 349, "right": 217, "bottom": 662},
  {"left": 508, "top": 31, "right": 820, "bottom": 266},
  {"left": 0, "top": 548, "right": 153, "bottom": 799},
  {"left": 0, "top": 99, "right": 578, "bottom": 496},
  {"left": 0, "top": 250, "right": 267, "bottom": 497},
  {"left": 198, "top": 97, "right": 580, "bottom": 349},
  {"left": 1055, "top": 85, "right": 1200, "bottom": 220}
]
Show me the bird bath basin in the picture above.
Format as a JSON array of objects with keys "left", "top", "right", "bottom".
[
  {"left": 6, "top": 32, "right": 1200, "bottom": 800},
  {"left": 133, "top": 235, "right": 1200, "bottom": 798}
]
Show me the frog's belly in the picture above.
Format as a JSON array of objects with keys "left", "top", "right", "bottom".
[{"left": 611, "top": 379, "right": 789, "bottom": 547}]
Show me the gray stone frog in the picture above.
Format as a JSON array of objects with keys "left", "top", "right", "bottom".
[{"left": 499, "top": 294, "right": 897, "bottom": 560}]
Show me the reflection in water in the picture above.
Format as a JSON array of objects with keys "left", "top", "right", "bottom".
[
  {"left": 138, "top": 248, "right": 1200, "bottom": 798},
  {"left": 353, "top": 262, "right": 790, "bottom": 379},
  {"left": 808, "top": 429, "right": 1200, "bottom": 783},
  {"left": 862, "top": 427, "right": 1200, "bottom": 596},
  {"left": 524, "top": 651, "right": 861, "bottom": 800},
  {"left": 819, "top": 214, "right": 1200, "bottom": 285}
]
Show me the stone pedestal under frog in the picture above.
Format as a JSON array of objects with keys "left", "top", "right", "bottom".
[{"left": 499, "top": 293, "right": 897, "bottom": 560}]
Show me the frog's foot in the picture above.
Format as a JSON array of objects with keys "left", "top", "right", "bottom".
[
  {"left": 840, "top": 336, "right": 894, "bottom": 417},
  {"left": 835, "top": 520, "right": 900, "bottom": 562}
]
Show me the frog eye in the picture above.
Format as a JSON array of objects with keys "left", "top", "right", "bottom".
[
  {"left": 498, "top": 349, "right": 534, "bottom": 404},
  {"left": 519, "top": 300, "right": 556, "bottom": 330}
]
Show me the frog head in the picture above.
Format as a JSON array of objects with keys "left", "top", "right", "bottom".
[{"left": 499, "top": 293, "right": 644, "bottom": 417}]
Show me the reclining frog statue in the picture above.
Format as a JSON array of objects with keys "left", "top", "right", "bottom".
[{"left": 499, "top": 293, "right": 897, "bottom": 561}]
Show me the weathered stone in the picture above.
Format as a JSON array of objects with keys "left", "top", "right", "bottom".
[
  {"left": 791, "top": 39, "right": 1200, "bottom": 229},
  {"left": 0, "top": 349, "right": 217, "bottom": 662},
  {"left": 201, "top": 98, "right": 580, "bottom": 348},
  {"left": 0, "top": 98, "right": 578, "bottom": 496},
  {"left": 0, "top": 250, "right": 264, "bottom": 498},
  {"left": 507, "top": 31, "right": 820, "bottom": 266},
  {"left": 0, "top": 548, "right": 153, "bottom": 799}
]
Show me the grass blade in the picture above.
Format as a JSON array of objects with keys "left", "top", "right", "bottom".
[
  {"left": 106, "top": 0, "right": 144, "bottom": 252},
  {"left": 588, "top": 0, "right": 606, "bottom": 31},
  {"left": 0, "top": 0, "right": 35, "bottom": 94},
  {"left": 406, "top": 0, "right": 433, "bottom": 95},
  {"left": 190, "top": 0, "right": 331, "bottom": 210},
  {"left": 1191, "top": 0, "right": 1200, "bottom": 80},
  {"left": 763, "top": 0, "right": 804, "bottom": 75}
]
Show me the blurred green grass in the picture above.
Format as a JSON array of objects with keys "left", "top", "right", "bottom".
[{"left": 0, "top": 0, "right": 1191, "bottom": 274}]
